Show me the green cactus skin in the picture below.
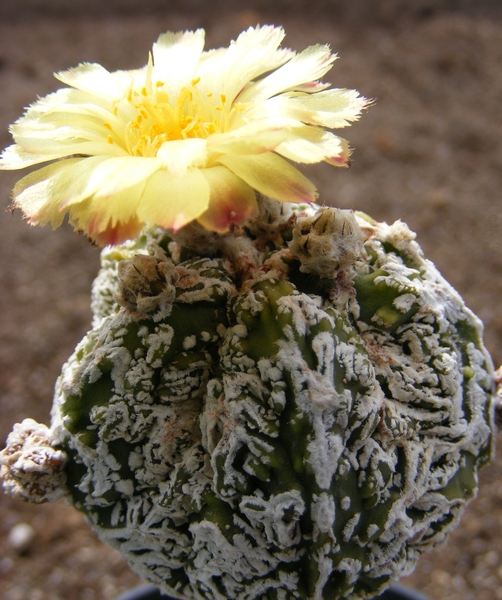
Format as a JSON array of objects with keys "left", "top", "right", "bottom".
[{"left": 1, "top": 202, "right": 495, "bottom": 600}]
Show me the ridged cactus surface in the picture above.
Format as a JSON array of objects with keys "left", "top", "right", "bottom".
[{"left": 1, "top": 201, "right": 495, "bottom": 600}]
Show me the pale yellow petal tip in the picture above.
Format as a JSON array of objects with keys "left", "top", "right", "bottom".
[{"left": 1, "top": 25, "right": 369, "bottom": 246}]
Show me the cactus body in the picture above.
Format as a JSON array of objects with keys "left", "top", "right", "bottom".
[{"left": 1, "top": 202, "right": 495, "bottom": 600}]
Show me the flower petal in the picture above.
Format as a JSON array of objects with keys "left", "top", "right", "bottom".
[
  {"left": 91, "top": 217, "right": 143, "bottom": 247},
  {"left": 13, "top": 155, "right": 156, "bottom": 220},
  {"left": 324, "top": 137, "right": 351, "bottom": 166},
  {"left": 196, "top": 26, "right": 293, "bottom": 104},
  {"left": 9, "top": 136, "right": 123, "bottom": 160},
  {"left": 27, "top": 88, "right": 124, "bottom": 129},
  {"left": 57, "top": 156, "right": 137, "bottom": 208},
  {"left": 294, "top": 88, "right": 369, "bottom": 128},
  {"left": 0, "top": 143, "right": 71, "bottom": 170},
  {"left": 3, "top": 89, "right": 130, "bottom": 164},
  {"left": 11, "top": 158, "right": 85, "bottom": 227},
  {"left": 12, "top": 115, "right": 112, "bottom": 145},
  {"left": 275, "top": 127, "right": 347, "bottom": 164},
  {"left": 55, "top": 63, "right": 125, "bottom": 100},
  {"left": 11, "top": 108, "right": 125, "bottom": 157},
  {"left": 152, "top": 29, "right": 205, "bottom": 85},
  {"left": 137, "top": 168, "right": 210, "bottom": 230},
  {"left": 208, "top": 120, "right": 296, "bottom": 155},
  {"left": 218, "top": 152, "right": 317, "bottom": 204},
  {"left": 68, "top": 180, "right": 146, "bottom": 244},
  {"left": 90, "top": 157, "right": 164, "bottom": 198},
  {"left": 243, "top": 91, "right": 367, "bottom": 130},
  {"left": 238, "top": 44, "right": 336, "bottom": 103},
  {"left": 197, "top": 166, "right": 258, "bottom": 232},
  {"left": 156, "top": 138, "right": 207, "bottom": 176}
]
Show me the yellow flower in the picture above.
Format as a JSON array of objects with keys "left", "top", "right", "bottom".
[{"left": 0, "top": 26, "right": 368, "bottom": 246}]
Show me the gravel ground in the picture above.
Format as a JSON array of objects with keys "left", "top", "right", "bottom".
[{"left": 1, "top": 4, "right": 502, "bottom": 600}]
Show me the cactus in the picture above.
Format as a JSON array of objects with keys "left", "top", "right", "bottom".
[
  {"left": 0, "top": 23, "right": 498, "bottom": 600},
  {"left": 1, "top": 198, "right": 495, "bottom": 600}
]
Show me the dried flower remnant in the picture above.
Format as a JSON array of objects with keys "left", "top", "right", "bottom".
[
  {"left": 0, "top": 26, "right": 368, "bottom": 245},
  {"left": 0, "top": 419, "right": 67, "bottom": 503},
  {"left": 116, "top": 253, "right": 178, "bottom": 313},
  {"left": 289, "top": 207, "right": 367, "bottom": 276}
]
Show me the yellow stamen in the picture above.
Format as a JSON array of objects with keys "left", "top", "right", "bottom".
[
  {"left": 156, "top": 91, "right": 169, "bottom": 104},
  {"left": 191, "top": 77, "right": 200, "bottom": 86},
  {"left": 103, "top": 122, "right": 112, "bottom": 130},
  {"left": 175, "top": 88, "right": 192, "bottom": 125},
  {"left": 107, "top": 135, "right": 113, "bottom": 144}
]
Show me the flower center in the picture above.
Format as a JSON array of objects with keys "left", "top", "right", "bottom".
[{"left": 117, "top": 79, "right": 228, "bottom": 158}]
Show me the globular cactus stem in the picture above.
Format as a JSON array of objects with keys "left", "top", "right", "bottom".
[{"left": 1, "top": 199, "right": 497, "bottom": 600}]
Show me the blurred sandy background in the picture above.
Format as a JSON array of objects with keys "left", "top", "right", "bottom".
[{"left": 1, "top": 1, "right": 502, "bottom": 599}]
